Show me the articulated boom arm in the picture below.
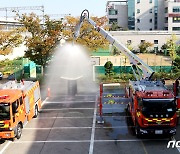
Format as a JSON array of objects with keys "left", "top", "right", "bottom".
[{"left": 74, "top": 10, "right": 154, "bottom": 80}]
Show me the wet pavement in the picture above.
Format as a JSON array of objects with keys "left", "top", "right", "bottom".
[{"left": 0, "top": 90, "right": 179, "bottom": 154}]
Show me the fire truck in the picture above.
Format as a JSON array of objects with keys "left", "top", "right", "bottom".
[
  {"left": 74, "top": 10, "right": 179, "bottom": 137},
  {"left": 0, "top": 80, "right": 41, "bottom": 140}
]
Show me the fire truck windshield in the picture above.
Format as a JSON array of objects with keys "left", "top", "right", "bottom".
[
  {"left": 0, "top": 104, "right": 10, "bottom": 120},
  {"left": 141, "top": 99, "right": 176, "bottom": 117}
]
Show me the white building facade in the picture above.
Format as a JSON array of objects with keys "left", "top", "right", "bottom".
[
  {"left": 110, "top": 31, "right": 180, "bottom": 51},
  {"left": 106, "top": 0, "right": 180, "bottom": 31}
]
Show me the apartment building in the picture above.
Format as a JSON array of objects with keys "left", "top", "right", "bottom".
[{"left": 106, "top": 0, "right": 180, "bottom": 31}]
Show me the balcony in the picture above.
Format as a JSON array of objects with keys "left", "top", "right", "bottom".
[{"left": 168, "top": 13, "right": 180, "bottom": 17}]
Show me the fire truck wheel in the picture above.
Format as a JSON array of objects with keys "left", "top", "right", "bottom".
[
  {"left": 16, "top": 124, "right": 22, "bottom": 139},
  {"left": 34, "top": 105, "right": 38, "bottom": 118}
]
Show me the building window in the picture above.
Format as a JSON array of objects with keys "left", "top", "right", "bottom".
[
  {"left": 149, "top": 19, "right": 152, "bottom": 23},
  {"left": 109, "top": 9, "right": 118, "bottom": 15},
  {"left": 109, "top": 18, "right": 118, "bottom": 24},
  {"left": 137, "top": 9, "right": 140, "bottom": 14},
  {"left": 173, "top": 27, "right": 180, "bottom": 31},
  {"left": 154, "top": 40, "right": 158, "bottom": 44},
  {"left": 137, "top": 19, "right": 140, "bottom": 23},
  {"left": 165, "top": 17, "right": 168, "bottom": 23},
  {"left": 173, "top": 6, "right": 180, "bottom": 12},
  {"left": 173, "top": 17, "right": 180, "bottom": 23},
  {"left": 149, "top": 0, "right": 152, "bottom": 3},
  {"left": 141, "top": 40, "right": 145, "bottom": 43},
  {"left": 164, "top": 27, "right": 168, "bottom": 30},
  {"left": 149, "top": 9, "right": 153, "bottom": 13},
  {"left": 137, "top": 0, "right": 140, "bottom": 3},
  {"left": 128, "top": 0, "right": 135, "bottom": 30},
  {"left": 165, "top": 7, "right": 168, "bottom": 13}
]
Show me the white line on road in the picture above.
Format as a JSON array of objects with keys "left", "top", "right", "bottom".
[
  {"left": 44, "top": 101, "right": 95, "bottom": 104},
  {"left": 24, "top": 127, "right": 92, "bottom": 129},
  {"left": 89, "top": 95, "right": 98, "bottom": 154},
  {"left": 14, "top": 139, "right": 168, "bottom": 144},
  {"left": 171, "top": 136, "right": 180, "bottom": 153},
  {"left": 23, "top": 126, "right": 135, "bottom": 130},
  {"left": 41, "top": 108, "right": 94, "bottom": 110},
  {"left": 36, "top": 116, "right": 93, "bottom": 119},
  {"left": 41, "top": 107, "right": 126, "bottom": 111},
  {"left": 0, "top": 141, "right": 11, "bottom": 154}
]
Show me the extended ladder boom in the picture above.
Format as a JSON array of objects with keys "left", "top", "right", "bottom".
[{"left": 74, "top": 10, "right": 154, "bottom": 80}]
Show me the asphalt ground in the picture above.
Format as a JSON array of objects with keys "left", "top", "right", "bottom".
[{"left": 0, "top": 91, "right": 179, "bottom": 154}]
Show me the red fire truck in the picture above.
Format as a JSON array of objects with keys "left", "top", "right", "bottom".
[{"left": 74, "top": 9, "right": 179, "bottom": 137}]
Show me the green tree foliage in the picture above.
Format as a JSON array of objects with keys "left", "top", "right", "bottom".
[
  {"left": 173, "top": 56, "right": 180, "bottom": 72},
  {"left": 166, "top": 34, "right": 177, "bottom": 60},
  {"left": 110, "top": 22, "right": 119, "bottom": 31},
  {"left": 18, "top": 13, "right": 64, "bottom": 67},
  {"left": 138, "top": 41, "right": 153, "bottom": 53},
  {"left": 104, "top": 61, "right": 114, "bottom": 77},
  {"left": 0, "top": 27, "right": 23, "bottom": 55},
  {"left": 63, "top": 16, "right": 109, "bottom": 51}
]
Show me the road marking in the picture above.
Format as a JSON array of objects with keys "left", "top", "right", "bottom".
[
  {"left": 41, "top": 97, "right": 49, "bottom": 107},
  {"left": 141, "top": 141, "right": 148, "bottom": 154},
  {"left": 44, "top": 101, "right": 95, "bottom": 104},
  {"left": 89, "top": 95, "right": 98, "bottom": 154},
  {"left": 40, "top": 107, "right": 127, "bottom": 111},
  {"left": 0, "top": 141, "right": 11, "bottom": 154},
  {"left": 41, "top": 108, "right": 94, "bottom": 110},
  {"left": 14, "top": 139, "right": 169, "bottom": 144},
  {"left": 23, "top": 126, "right": 135, "bottom": 130},
  {"left": 36, "top": 116, "right": 93, "bottom": 119},
  {"left": 171, "top": 136, "right": 180, "bottom": 153},
  {"left": 35, "top": 115, "right": 131, "bottom": 119},
  {"left": 24, "top": 127, "right": 92, "bottom": 129}
]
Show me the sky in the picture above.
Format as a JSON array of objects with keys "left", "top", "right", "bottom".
[{"left": 0, "top": 0, "right": 109, "bottom": 17}]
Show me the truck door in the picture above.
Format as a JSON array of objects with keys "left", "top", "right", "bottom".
[
  {"left": 12, "top": 100, "right": 19, "bottom": 124},
  {"left": 18, "top": 97, "right": 26, "bottom": 121}
]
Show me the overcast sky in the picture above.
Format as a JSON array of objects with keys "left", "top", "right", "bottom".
[{"left": 0, "top": 0, "right": 109, "bottom": 17}]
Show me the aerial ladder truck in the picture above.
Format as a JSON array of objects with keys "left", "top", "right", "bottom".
[{"left": 74, "top": 10, "right": 179, "bottom": 137}]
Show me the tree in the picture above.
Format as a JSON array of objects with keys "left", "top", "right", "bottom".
[
  {"left": 166, "top": 34, "right": 177, "bottom": 60},
  {"left": 63, "top": 16, "right": 109, "bottom": 51},
  {"left": 18, "top": 13, "right": 64, "bottom": 67},
  {"left": 0, "top": 27, "right": 23, "bottom": 55},
  {"left": 173, "top": 56, "right": 180, "bottom": 72},
  {"left": 138, "top": 41, "right": 153, "bottom": 53},
  {"left": 104, "top": 61, "right": 113, "bottom": 77},
  {"left": 110, "top": 22, "right": 119, "bottom": 31}
]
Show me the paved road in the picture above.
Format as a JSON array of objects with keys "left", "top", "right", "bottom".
[{"left": 0, "top": 91, "right": 179, "bottom": 153}]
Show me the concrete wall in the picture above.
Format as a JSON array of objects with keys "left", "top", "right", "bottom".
[{"left": 110, "top": 31, "right": 180, "bottom": 50}]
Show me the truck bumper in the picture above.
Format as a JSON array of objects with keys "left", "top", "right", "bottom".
[
  {"left": 139, "top": 127, "right": 176, "bottom": 136},
  {"left": 0, "top": 131, "right": 15, "bottom": 139}
]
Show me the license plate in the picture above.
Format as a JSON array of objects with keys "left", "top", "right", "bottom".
[{"left": 155, "top": 130, "right": 163, "bottom": 134}]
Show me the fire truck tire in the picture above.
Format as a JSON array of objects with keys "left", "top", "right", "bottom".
[
  {"left": 34, "top": 105, "right": 38, "bottom": 118},
  {"left": 16, "top": 124, "right": 22, "bottom": 139}
]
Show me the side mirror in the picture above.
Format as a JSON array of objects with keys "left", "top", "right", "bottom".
[
  {"left": 12, "top": 103, "right": 18, "bottom": 114},
  {"left": 136, "top": 109, "right": 140, "bottom": 112}
]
